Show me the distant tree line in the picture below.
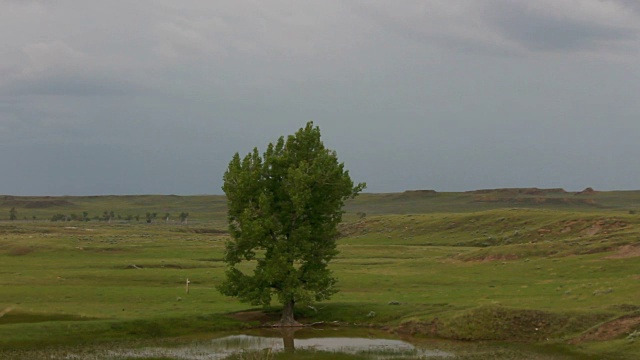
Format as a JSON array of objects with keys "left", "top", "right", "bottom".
[{"left": 3, "top": 209, "right": 190, "bottom": 224}]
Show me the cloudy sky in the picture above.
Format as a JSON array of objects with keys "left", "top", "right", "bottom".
[{"left": 1, "top": 0, "right": 640, "bottom": 195}]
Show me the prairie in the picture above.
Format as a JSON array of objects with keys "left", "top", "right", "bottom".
[{"left": 1, "top": 188, "right": 639, "bottom": 359}]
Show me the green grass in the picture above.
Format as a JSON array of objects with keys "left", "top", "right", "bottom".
[{"left": 1, "top": 191, "right": 640, "bottom": 358}]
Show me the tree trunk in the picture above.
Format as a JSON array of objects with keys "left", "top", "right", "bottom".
[{"left": 278, "top": 299, "right": 302, "bottom": 327}]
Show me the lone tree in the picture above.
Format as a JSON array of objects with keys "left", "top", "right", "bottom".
[{"left": 217, "top": 122, "right": 365, "bottom": 326}]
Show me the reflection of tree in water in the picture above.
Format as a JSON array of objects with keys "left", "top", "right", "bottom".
[{"left": 279, "top": 327, "right": 303, "bottom": 352}]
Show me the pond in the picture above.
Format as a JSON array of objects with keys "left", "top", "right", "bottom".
[
  {"left": 107, "top": 333, "right": 453, "bottom": 359},
  {"left": 1, "top": 328, "right": 584, "bottom": 359}
]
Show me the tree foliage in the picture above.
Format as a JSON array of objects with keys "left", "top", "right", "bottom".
[{"left": 217, "top": 122, "right": 365, "bottom": 325}]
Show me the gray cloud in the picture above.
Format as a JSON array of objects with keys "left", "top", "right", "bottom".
[
  {"left": 1, "top": 1, "right": 640, "bottom": 195},
  {"left": 487, "top": 1, "right": 639, "bottom": 52},
  {"left": 613, "top": 0, "right": 640, "bottom": 14},
  {"left": 353, "top": 0, "right": 640, "bottom": 57},
  {"left": 350, "top": 1, "right": 521, "bottom": 57},
  {"left": 4, "top": 74, "right": 140, "bottom": 97}
]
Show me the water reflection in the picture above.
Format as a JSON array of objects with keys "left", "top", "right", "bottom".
[
  {"left": 280, "top": 327, "right": 296, "bottom": 352},
  {"left": 106, "top": 330, "right": 453, "bottom": 359}
]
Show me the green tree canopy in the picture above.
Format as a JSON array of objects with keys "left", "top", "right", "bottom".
[{"left": 217, "top": 122, "right": 365, "bottom": 325}]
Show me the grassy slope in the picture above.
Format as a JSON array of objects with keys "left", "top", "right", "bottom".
[
  {"left": 0, "top": 222, "right": 251, "bottom": 349},
  {"left": 345, "top": 189, "right": 640, "bottom": 215},
  {"left": 1, "top": 189, "right": 640, "bottom": 358}
]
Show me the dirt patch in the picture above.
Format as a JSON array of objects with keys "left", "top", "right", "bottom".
[
  {"left": 582, "top": 223, "right": 603, "bottom": 236},
  {"left": 479, "top": 254, "right": 519, "bottom": 262},
  {"left": 7, "top": 246, "right": 35, "bottom": 256},
  {"left": 226, "top": 310, "right": 278, "bottom": 324},
  {"left": 555, "top": 219, "right": 627, "bottom": 237},
  {"left": 604, "top": 245, "right": 640, "bottom": 259},
  {"left": 174, "top": 228, "right": 228, "bottom": 234},
  {"left": 455, "top": 253, "right": 520, "bottom": 263},
  {"left": 570, "top": 314, "right": 640, "bottom": 343},
  {"left": 123, "top": 263, "right": 205, "bottom": 270},
  {"left": 581, "top": 220, "right": 627, "bottom": 237},
  {"left": 82, "top": 247, "right": 126, "bottom": 253},
  {"left": 0, "top": 306, "right": 14, "bottom": 318}
]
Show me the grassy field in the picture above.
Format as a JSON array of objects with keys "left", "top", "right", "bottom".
[{"left": 1, "top": 188, "right": 640, "bottom": 359}]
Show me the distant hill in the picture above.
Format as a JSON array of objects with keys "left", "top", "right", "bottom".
[
  {"left": 344, "top": 188, "right": 640, "bottom": 215},
  {"left": 1, "top": 188, "right": 640, "bottom": 222}
]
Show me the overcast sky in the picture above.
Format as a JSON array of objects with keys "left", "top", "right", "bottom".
[{"left": 1, "top": 0, "right": 640, "bottom": 195}]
